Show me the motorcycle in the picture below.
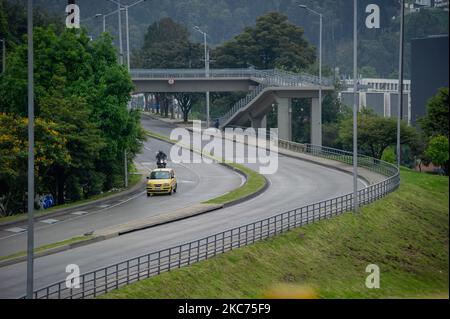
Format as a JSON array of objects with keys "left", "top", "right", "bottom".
[{"left": 157, "top": 158, "right": 167, "bottom": 168}]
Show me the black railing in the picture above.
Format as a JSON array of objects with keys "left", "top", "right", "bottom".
[{"left": 26, "top": 143, "right": 399, "bottom": 299}]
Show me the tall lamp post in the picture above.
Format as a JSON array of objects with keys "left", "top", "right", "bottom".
[
  {"left": 299, "top": 4, "right": 323, "bottom": 145},
  {"left": 95, "top": 10, "right": 120, "bottom": 33},
  {"left": 194, "top": 26, "right": 210, "bottom": 128},
  {"left": 107, "top": 0, "right": 147, "bottom": 70},
  {"left": 397, "top": 0, "right": 405, "bottom": 168},
  {"left": 106, "top": 0, "right": 147, "bottom": 188},
  {"left": 26, "top": 0, "right": 35, "bottom": 299},
  {"left": 352, "top": 0, "right": 359, "bottom": 212}
]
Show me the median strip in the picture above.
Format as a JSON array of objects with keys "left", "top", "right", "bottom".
[
  {"left": 94, "top": 204, "right": 224, "bottom": 239},
  {"left": 145, "top": 129, "right": 268, "bottom": 207},
  {"left": 0, "top": 235, "right": 95, "bottom": 268}
]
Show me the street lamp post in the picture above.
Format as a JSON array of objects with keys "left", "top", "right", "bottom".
[
  {"left": 107, "top": 0, "right": 146, "bottom": 70},
  {"left": 124, "top": 1, "right": 147, "bottom": 71},
  {"left": 194, "top": 26, "right": 210, "bottom": 127},
  {"left": 299, "top": 5, "right": 323, "bottom": 145},
  {"left": 397, "top": 0, "right": 405, "bottom": 168},
  {"left": 117, "top": 0, "right": 123, "bottom": 65},
  {"left": 105, "top": 0, "right": 147, "bottom": 187},
  {"left": 353, "top": 0, "right": 359, "bottom": 212},
  {"left": 95, "top": 10, "right": 122, "bottom": 34},
  {"left": 26, "top": 0, "right": 35, "bottom": 299}
]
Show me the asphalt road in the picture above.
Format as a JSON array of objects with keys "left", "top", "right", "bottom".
[
  {"left": 0, "top": 118, "right": 243, "bottom": 257},
  {"left": 0, "top": 117, "right": 364, "bottom": 298}
]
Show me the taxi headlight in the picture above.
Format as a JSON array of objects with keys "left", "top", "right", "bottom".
[{"left": 163, "top": 183, "right": 170, "bottom": 187}]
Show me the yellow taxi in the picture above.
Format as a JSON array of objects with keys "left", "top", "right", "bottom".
[{"left": 146, "top": 168, "right": 177, "bottom": 196}]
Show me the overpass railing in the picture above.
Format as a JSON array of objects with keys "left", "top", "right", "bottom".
[
  {"left": 217, "top": 70, "right": 333, "bottom": 127},
  {"left": 26, "top": 140, "right": 399, "bottom": 299},
  {"left": 131, "top": 68, "right": 264, "bottom": 79},
  {"left": 130, "top": 68, "right": 331, "bottom": 86}
]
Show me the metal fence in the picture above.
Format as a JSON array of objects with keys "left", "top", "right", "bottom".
[
  {"left": 26, "top": 143, "right": 399, "bottom": 299},
  {"left": 130, "top": 68, "right": 331, "bottom": 87}
]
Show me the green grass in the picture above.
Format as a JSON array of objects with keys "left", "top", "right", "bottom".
[
  {"left": 203, "top": 163, "right": 266, "bottom": 205},
  {"left": 0, "top": 165, "right": 143, "bottom": 225},
  {"left": 0, "top": 235, "right": 93, "bottom": 262},
  {"left": 101, "top": 168, "right": 449, "bottom": 299}
]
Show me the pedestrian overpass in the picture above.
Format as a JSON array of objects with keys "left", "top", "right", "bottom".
[{"left": 130, "top": 69, "right": 334, "bottom": 145}]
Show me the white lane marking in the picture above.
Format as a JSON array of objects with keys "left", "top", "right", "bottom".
[
  {"left": 97, "top": 204, "right": 110, "bottom": 208},
  {"left": 0, "top": 191, "right": 146, "bottom": 241},
  {"left": 177, "top": 180, "right": 196, "bottom": 184},
  {"left": 40, "top": 219, "right": 59, "bottom": 225},
  {"left": 71, "top": 211, "right": 88, "bottom": 216},
  {"left": 5, "top": 227, "right": 26, "bottom": 233}
]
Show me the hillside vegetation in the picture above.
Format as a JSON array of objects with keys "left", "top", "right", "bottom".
[{"left": 101, "top": 169, "right": 449, "bottom": 299}]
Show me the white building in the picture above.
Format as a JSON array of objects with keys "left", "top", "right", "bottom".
[{"left": 340, "top": 78, "right": 412, "bottom": 124}]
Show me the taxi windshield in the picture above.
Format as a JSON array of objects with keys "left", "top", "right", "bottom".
[{"left": 149, "top": 171, "right": 171, "bottom": 180}]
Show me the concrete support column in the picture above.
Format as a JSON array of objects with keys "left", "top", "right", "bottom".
[
  {"left": 250, "top": 115, "right": 267, "bottom": 130},
  {"left": 359, "top": 92, "right": 366, "bottom": 110},
  {"left": 276, "top": 97, "right": 292, "bottom": 141},
  {"left": 311, "top": 97, "right": 322, "bottom": 146},
  {"left": 384, "top": 92, "right": 391, "bottom": 117}
]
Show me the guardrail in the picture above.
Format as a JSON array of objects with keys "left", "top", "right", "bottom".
[
  {"left": 25, "top": 142, "right": 399, "bottom": 299},
  {"left": 130, "top": 68, "right": 331, "bottom": 86},
  {"left": 131, "top": 68, "right": 263, "bottom": 79}
]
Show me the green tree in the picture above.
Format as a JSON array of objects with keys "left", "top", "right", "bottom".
[
  {"left": 419, "top": 88, "right": 449, "bottom": 139},
  {"left": 213, "top": 12, "right": 315, "bottom": 71},
  {"left": 425, "top": 135, "right": 449, "bottom": 175},
  {"left": 133, "top": 18, "right": 203, "bottom": 121},
  {"left": 133, "top": 17, "right": 203, "bottom": 69},
  {"left": 360, "top": 65, "right": 378, "bottom": 78},
  {"left": 0, "top": 112, "right": 70, "bottom": 215},
  {"left": 338, "top": 109, "right": 419, "bottom": 159},
  {"left": 0, "top": 26, "right": 144, "bottom": 212},
  {"left": 381, "top": 146, "right": 396, "bottom": 164}
]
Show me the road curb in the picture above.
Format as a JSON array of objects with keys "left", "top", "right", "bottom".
[
  {"left": 217, "top": 162, "right": 270, "bottom": 208},
  {"left": 278, "top": 151, "right": 373, "bottom": 186},
  {"left": 0, "top": 236, "right": 105, "bottom": 268},
  {"left": 93, "top": 204, "right": 224, "bottom": 239}
]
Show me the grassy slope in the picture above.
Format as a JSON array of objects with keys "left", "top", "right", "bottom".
[
  {"left": 101, "top": 168, "right": 449, "bottom": 299},
  {"left": 203, "top": 165, "right": 266, "bottom": 205}
]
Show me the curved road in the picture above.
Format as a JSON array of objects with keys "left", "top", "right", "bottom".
[
  {"left": 0, "top": 117, "right": 363, "bottom": 298},
  {"left": 0, "top": 120, "right": 243, "bottom": 257}
]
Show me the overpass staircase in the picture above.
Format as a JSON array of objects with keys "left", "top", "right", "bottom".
[{"left": 218, "top": 69, "right": 331, "bottom": 128}]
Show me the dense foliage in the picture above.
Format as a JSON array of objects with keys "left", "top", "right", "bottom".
[
  {"left": 29, "top": 0, "right": 449, "bottom": 78},
  {"left": 418, "top": 88, "right": 449, "bottom": 174},
  {"left": 212, "top": 12, "right": 315, "bottom": 70},
  {"left": 0, "top": 27, "right": 145, "bottom": 215}
]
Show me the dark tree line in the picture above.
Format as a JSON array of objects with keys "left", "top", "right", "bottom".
[{"left": 0, "top": 2, "right": 145, "bottom": 215}]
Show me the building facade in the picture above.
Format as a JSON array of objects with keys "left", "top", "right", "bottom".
[
  {"left": 411, "top": 35, "right": 449, "bottom": 125},
  {"left": 340, "top": 78, "right": 411, "bottom": 124}
]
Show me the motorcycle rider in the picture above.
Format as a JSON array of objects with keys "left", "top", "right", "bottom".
[{"left": 156, "top": 150, "right": 167, "bottom": 168}]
